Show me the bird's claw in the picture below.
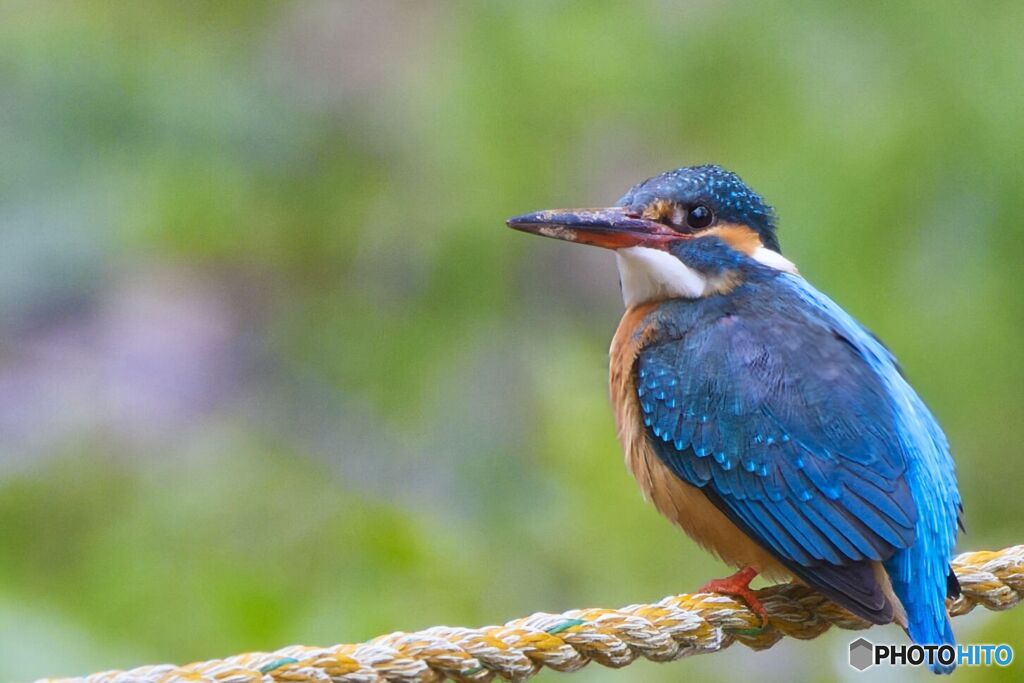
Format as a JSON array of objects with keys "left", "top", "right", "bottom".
[{"left": 699, "top": 567, "right": 771, "bottom": 631}]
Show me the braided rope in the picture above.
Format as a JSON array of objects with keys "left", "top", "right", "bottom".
[{"left": 42, "top": 545, "right": 1024, "bottom": 683}]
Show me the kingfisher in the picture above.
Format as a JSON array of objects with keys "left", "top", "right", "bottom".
[{"left": 507, "top": 165, "right": 963, "bottom": 673}]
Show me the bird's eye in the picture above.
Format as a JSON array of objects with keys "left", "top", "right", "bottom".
[{"left": 686, "top": 204, "right": 715, "bottom": 229}]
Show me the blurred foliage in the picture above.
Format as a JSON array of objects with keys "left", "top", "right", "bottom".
[{"left": 0, "top": 1, "right": 1022, "bottom": 681}]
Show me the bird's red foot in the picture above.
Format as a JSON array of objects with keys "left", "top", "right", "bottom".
[{"left": 699, "top": 566, "right": 769, "bottom": 630}]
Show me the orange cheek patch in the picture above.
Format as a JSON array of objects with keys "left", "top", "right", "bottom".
[{"left": 704, "top": 223, "right": 763, "bottom": 256}]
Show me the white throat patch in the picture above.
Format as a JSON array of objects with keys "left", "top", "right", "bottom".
[
  {"left": 615, "top": 247, "right": 707, "bottom": 307},
  {"left": 614, "top": 245, "right": 800, "bottom": 307}
]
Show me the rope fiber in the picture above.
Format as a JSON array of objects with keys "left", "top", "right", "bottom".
[{"left": 42, "top": 545, "right": 1024, "bottom": 683}]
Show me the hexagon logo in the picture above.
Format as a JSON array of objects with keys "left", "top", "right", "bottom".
[{"left": 849, "top": 637, "right": 875, "bottom": 671}]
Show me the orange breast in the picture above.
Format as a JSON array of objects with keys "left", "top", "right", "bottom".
[{"left": 608, "top": 304, "right": 789, "bottom": 579}]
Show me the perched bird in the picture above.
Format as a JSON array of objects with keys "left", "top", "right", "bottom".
[{"left": 507, "top": 165, "right": 963, "bottom": 672}]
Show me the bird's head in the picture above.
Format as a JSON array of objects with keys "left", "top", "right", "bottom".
[{"left": 507, "top": 165, "right": 797, "bottom": 307}]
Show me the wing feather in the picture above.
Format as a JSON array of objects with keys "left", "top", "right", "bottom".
[{"left": 637, "top": 279, "right": 920, "bottom": 622}]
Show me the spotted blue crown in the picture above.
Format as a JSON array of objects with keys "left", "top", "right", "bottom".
[{"left": 618, "top": 165, "right": 780, "bottom": 252}]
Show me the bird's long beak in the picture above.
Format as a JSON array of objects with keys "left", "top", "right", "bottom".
[{"left": 506, "top": 207, "right": 681, "bottom": 249}]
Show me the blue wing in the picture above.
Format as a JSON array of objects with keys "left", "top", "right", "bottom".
[
  {"left": 782, "top": 274, "right": 961, "bottom": 657},
  {"left": 638, "top": 273, "right": 930, "bottom": 622}
]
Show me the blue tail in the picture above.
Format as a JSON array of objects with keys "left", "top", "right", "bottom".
[
  {"left": 883, "top": 409, "right": 960, "bottom": 675},
  {"left": 886, "top": 549, "right": 957, "bottom": 674}
]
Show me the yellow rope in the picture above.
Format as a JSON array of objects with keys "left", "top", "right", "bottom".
[{"left": 41, "top": 545, "right": 1024, "bottom": 683}]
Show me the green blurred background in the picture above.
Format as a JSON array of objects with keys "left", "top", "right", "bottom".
[{"left": 1, "top": 1, "right": 1022, "bottom": 681}]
